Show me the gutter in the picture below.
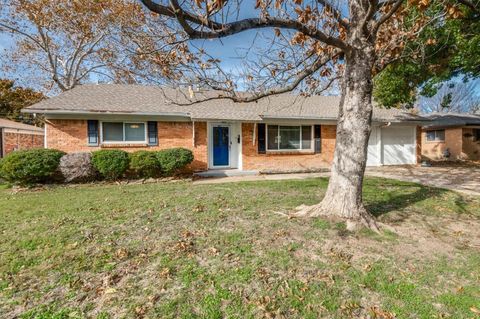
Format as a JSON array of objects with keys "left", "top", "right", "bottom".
[
  {"left": 261, "top": 115, "right": 430, "bottom": 124},
  {"left": 260, "top": 115, "right": 337, "bottom": 120},
  {"left": 22, "top": 108, "right": 191, "bottom": 118},
  {"left": 190, "top": 117, "right": 262, "bottom": 122}
]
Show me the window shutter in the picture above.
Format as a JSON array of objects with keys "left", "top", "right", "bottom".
[
  {"left": 147, "top": 121, "right": 158, "bottom": 146},
  {"left": 87, "top": 120, "right": 99, "bottom": 146},
  {"left": 257, "top": 123, "right": 266, "bottom": 154},
  {"left": 314, "top": 125, "right": 321, "bottom": 153}
]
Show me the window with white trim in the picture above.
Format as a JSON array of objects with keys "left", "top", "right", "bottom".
[
  {"left": 101, "top": 122, "right": 146, "bottom": 143},
  {"left": 266, "top": 125, "right": 313, "bottom": 150},
  {"left": 426, "top": 129, "right": 445, "bottom": 142}
]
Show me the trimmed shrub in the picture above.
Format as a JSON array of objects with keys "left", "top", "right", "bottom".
[
  {"left": 156, "top": 148, "right": 194, "bottom": 175},
  {"left": 91, "top": 150, "right": 129, "bottom": 180},
  {"left": 0, "top": 148, "right": 65, "bottom": 185},
  {"left": 129, "top": 151, "right": 161, "bottom": 178},
  {"left": 59, "top": 152, "right": 97, "bottom": 183}
]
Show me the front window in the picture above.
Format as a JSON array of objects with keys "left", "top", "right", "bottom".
[
  {"left": 267, "top": 125, "right": 312, "bottom": 151},
  {"left": 426, "top": 129, "right": 445, "bottom": 142},
  {"left": 102, "top": 122, "right": 146, "bottom": 143}
]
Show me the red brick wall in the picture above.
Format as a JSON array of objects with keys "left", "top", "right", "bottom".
[
  {"left": 241, "top": 123, "right": 335, "bottom": 172},
  {"left": 421, "top": 127, "right": 463, "bottom": 161},
  {"left": 45, "top": 119, "right": 208, "bottom": 171},
  {"left": 2, "top": 131, "right": 44, "bottom": 156}
]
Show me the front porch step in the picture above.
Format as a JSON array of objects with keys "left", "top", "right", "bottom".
[{"left": 194, "top": 169, "right": 260, "bottom": 178}]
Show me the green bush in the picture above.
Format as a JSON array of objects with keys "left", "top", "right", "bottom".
[
  {"left": 92, "top": 150, "right": 129, "bottom": 180},
  {"left": 0, "top": 148, "right": 65, "bottom": 185},
  {"left": 156, "top": 148, "right": 194, "bottom": 175},
  {"left": 129, "top": 151, "right": 161, "bottom": 178}
]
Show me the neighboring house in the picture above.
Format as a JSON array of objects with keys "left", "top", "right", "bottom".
[
  {"left": 0, "top": 118, "right": 44, "bottom": 157},
  {"left": 23, "top": 84, "right": 426, "bottom": 173},
  {"left": 421, "top": 113, "right": 480, "bottom": 161}
]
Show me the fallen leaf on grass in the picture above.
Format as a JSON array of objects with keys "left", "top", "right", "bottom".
[
  {"left": 369, "top": 305, "right": 396, "bottom": 319},
  {"left": 470, "top": 306, "right": 480, "bottom": 314},
  {"left": 207, "top": 247, "right": 219, "bottom": 256},
  {"left": 115, "top": 248, "right": 129, "bottom": 259},
  {"left": 104, "top": 288, "right": 117, "bottom": 294},
  {"left": 159, "top": 267, "right": 171, "bottom": 278},
  {"left": 67, "top": 242, "right": 79, "bottom": 249}
]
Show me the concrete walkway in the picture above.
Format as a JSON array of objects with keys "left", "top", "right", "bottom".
[
  {"left": 194, "top": 165, "right": 480, "bottom": 196},
  {"left": 193, "top": 172, "right": 330, "bottom": 184}
]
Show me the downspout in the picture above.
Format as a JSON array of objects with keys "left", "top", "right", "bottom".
[
  {"left": 0, "top": 127, "right": 4, "bottom": 158},
  {"left": 44, "top": 119, "right": 48, "bottom": 149},
  {"left": 192, "top": 121, "right": 196, "bottom": 147},
  {"left": 253, "top": 123, "right": 256, "bottom": 146},
  {"left": 16, "top": 129, "right": 19, "bottom": 151}
]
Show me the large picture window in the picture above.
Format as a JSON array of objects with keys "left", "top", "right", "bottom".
[
  {"left": 267, "top": 125, "right": 312, "bottom": 151},
  {"left": 426, "top": 129, "right": 445, "bottom": 142},
  {"left": 102, "top": 122, "right": 146, "bottom": 143}
]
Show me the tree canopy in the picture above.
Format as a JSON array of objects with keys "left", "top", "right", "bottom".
[
  {"left": 0, "top": 79, "right": 44, "bottom": 126},
  {"left": 0, "top": 0, "right": 189, "bottom": 93},
  {"left": 373, "top": 3, "right": 480, "bottom": 108}
]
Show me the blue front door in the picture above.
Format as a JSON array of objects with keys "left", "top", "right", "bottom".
[{"left": 213, "top": 126, "right": 229, "bottom": 166}]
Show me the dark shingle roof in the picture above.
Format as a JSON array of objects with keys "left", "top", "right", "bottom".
[
  {"left": 423, "top": 112, "right": 480, "bottom": 129},
  {"left": 24, "top": 84, "right": 426, "bottom": 123},
  {"left": 0, "top": 118, "right": 43, "bottom": 132}
]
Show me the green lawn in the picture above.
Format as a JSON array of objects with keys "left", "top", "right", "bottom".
[{"left": 0, "top": 177, "right": 479, "bottom": 319}]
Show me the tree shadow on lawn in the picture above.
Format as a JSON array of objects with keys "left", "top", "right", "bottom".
[{"left": 364, "top": 180, "right": 468, "bottom": 221}]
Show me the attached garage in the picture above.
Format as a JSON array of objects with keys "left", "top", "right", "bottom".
[{"left": 367, "top": 125, "right": 417, "bottom": 166}]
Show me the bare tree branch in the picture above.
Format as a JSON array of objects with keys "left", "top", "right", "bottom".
[
  {"left": 173, "top": 50, "right": 341, "bottom": 105},
  {"left": 317, "top": 0, "right": 350, "bottom": 29},
  {"left": 141, "top": 0, "right": 350, "bottom": 51},
  {"left": 0, "top": 22, "right": 44, "bottom": 49},
  {"left": 457, "top": 0, "right": 480, "bottom": 14},
  {"left": 372, "top": 0, "right": 404, "bottom": 35}
]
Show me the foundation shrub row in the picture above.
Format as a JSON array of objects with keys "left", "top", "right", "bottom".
[{"left": 0, "top": 148, "right": 194, "bottom": 185}]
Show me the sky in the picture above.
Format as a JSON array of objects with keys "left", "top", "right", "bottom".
[{"left": 0, "top": 1, "right": 478, "bottom": 107}]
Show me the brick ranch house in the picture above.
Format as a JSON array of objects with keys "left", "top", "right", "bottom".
[
  {"left": 23, "top": 84, "right": 427, "bottom": 173},
  {"left": 0, "top": 118, "right": 44, "bottom": 157},
  {"left": 421, "top": 112, "right": 480, "bottom": 161}
]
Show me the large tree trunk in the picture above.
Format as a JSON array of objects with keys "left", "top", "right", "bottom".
[{"left": 296, "top": 47, "right": 379, "bottom": 231}]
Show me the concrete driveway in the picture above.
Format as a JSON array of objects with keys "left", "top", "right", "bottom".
[
  {"left": 195, "top": 164, "right": 480, "bottom": 196},
  {"left": 365, "top": 164, "right": 480, "bottom": 196}
]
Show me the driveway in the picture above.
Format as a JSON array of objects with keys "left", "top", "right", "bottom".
[
  {"left": 365, "top": 165, "right": 480, "bottom": 196},
  {"left": 195, "top": 165, "right": 480, "bottom": 196}
]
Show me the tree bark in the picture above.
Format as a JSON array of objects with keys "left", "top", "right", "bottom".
[{"left": 295, "top": 47, "right": 379, "bottom": 231}]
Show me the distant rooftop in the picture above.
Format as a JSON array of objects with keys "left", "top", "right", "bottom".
[
  {"left": 24, "top": 84, "right": 426, "bottom": 123},
  {"left": 423, "top": 112, "right": 480, "bottom": 129},
  {"left": 0, "top": 118, "right": 43, "bottom": 132}
]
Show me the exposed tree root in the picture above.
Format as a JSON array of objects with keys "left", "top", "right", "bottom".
[{"left": 292, "top": 202, "right": 380, "bottom": 233}]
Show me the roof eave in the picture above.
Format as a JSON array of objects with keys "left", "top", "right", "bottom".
[
  {"left": 22, "top": 108, "right": 191, "bottom": 118},
  {"left": 260, "top": 115, "right": 337, "bottom": 120}
]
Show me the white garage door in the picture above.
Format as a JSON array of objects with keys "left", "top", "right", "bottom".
[
  {"left": 367, "top": 127, "right": 380, "bottom": 166},
  {"left": 381, "top": 126, "right": 416, "bottom": 165}
]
